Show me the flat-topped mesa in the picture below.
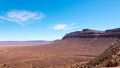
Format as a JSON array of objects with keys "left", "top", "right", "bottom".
[
  {"left": 62, "top": 29, "right": 104, "bottom": 39},
  {"left": 62, "top": 28, "right": 120, "bottom": 40}
]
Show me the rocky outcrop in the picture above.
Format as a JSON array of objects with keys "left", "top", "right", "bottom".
[
  {"left": 62, "top": 28, "right": 120, "bottom": 39},
  {"left": 71, "top": 40, "right": 120, "bottom": 68}
]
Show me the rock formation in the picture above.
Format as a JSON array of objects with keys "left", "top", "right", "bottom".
[
  {"left": 62, "top": 28, "right": 120, "bottom": 39},
  {"left": 71, "top": 40, "right": 120, "bottom": 68}
]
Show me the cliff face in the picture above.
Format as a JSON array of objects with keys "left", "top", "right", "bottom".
[{"left": 62, "top": 28, "right": 120, "bottom": 39}]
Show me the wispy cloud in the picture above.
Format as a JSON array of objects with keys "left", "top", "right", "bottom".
[
  {"left": 53, "top": 24, "right": 67, "bottom": 30},
  {"left": 0, "top": 10, "right": 45, "bottom": 25},
  {"left": 52, "top": 23, "right": 77, "bottom": 30}
]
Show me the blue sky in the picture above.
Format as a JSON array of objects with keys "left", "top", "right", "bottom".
[{"left": 0, "top": 0, "right": 120, "bottom": 41}]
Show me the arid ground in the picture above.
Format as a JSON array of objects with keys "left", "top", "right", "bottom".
[{"left": 0, "top": 38, "right": 117, "bottom": 68}]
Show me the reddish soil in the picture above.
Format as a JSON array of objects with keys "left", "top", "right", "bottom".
[{"left": 0, "top": 38, "right": 118, "bottom": 68}]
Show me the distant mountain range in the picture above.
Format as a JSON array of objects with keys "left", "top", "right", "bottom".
[{"left": 0, "top": 40, "right": 53, "bottom": 45}]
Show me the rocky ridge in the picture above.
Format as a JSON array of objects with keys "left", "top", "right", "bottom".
[{"left": 63, "top": 28, "right": 120, "bottom": 39}]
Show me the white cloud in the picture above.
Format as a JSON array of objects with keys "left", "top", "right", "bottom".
[
  {"left": 0, "top": 10, "right": 45, "bottom": 25},
  {"left": 52, "top": 23, "right": 78, "bottom": 30},
  {"left": 53, "top": 24, "right": 67, "bottom": 30}
]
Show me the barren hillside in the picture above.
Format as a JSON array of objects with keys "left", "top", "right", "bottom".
[{"left": 72, "top": 40, "right": 120, "bottom": 68}]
